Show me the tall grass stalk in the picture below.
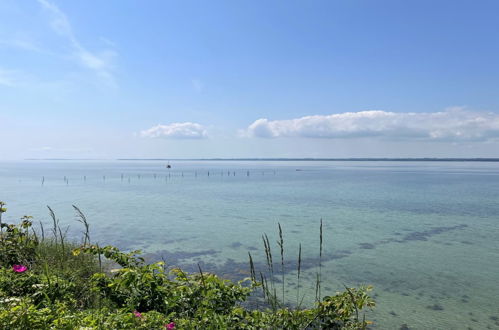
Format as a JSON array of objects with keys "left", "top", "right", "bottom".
[
  {"left": 277, "top": 223, "right": 284, "bottom": 304},
  {"left": 97, "top": 243, "right": 102, "bottom": 273},
  {"left": 296, "top": 243, "right": 301, "bottom": 308},
  {"left": 31, "top": 225, "right": 39, "bottom": 244},
  {"left": 58, "top": 225, "right": 67, "bottom": 257},
  {"left": 197, "top": 263, "right": 206, "bottom": 288},
  {"left": 262, "top": 233, "right": 277, "bottom": 309},
  {"left": 256, "top": 220, "right": 327, "bottom": 309},
  {"left": 259, "top": 272, "right": 266, "bottom": 300},
  {"left": 248, "top": 252, "right": 256, "bottom": 282},
  {"left": 73, "top": 205, "right": 90, "bottom": 245},
  {"left": 47, "top": 206, "right": 58, "bottom": 246},
  {"left": 39, "top": 220, "right": 45, "bottom": 243},
  {"left": 316, "top": 218, "right": 323, "bottom": 302}
]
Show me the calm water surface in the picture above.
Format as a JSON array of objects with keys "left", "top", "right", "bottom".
[{"left": 1, "top": 160, "right": 499, "bottom": 329}]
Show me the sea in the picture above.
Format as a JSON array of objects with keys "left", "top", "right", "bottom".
[{"left": 1, "top": 160, "right": 498, "bottom": 329}]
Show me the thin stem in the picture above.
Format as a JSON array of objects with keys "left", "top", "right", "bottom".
[
  {"left": 73, "top": 205, "right": 90, "bottom": 245},
  {"left": 297, "top": 243, "right": 301, "bottom": 308},
  {"left": 318, "top": 218, "right": 323, "bottom": 301},
  {"left": 248, "top": 252, "right": 256, "bottom": 282},
  {"left": 278, "top": 223, "right": 284, "bottom": 304}
]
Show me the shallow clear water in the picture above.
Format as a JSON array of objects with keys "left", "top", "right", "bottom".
[{"left": 1, "top": 160, "right": 499, "bottom": 329}]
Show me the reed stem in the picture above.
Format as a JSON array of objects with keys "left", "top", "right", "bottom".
[
  {"left": 297, "top": 243, "right": 301, "bottom": 308},
  {"left": 278, "top": 223, "right": 285, "bottom": 304}
]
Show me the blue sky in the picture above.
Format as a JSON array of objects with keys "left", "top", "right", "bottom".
[{"left": 1, "top": 0, "right": 499, "bottom": 159}]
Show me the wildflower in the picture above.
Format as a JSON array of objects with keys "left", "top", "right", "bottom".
[
  {"left": 133, "top": 310, "right": 143, "bottom": 319},
  {"left": 12, "top": 265, "right": 27, "bottom": 273},
  {"left": 165, "top": 322, "right": 175, "bottom": 329},
  {"left": 0, "top": 297, "right": 21, "bottom": 304}
]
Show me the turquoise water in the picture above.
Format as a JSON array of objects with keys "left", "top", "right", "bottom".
[{"left": 1, "top": 160, "right": 499, "bottom": 329}]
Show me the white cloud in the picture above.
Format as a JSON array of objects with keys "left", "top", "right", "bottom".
[
  {"left": 140, "top": 122, "right": 208, "bottom": 139},
  {"left": 245, "top": 108, "right": 499, "bottom": 142},
  {"left": 37, "top": 0, "right": 117, "bottom": 87}
]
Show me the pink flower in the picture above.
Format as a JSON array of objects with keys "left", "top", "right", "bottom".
[
  {"left": 165, "top": 322, "right": 175, "bottom": 329},
  {"left": 133, "top": 310, "right": 143, "bottom": 319},
  {"left": 12, "top": 265, "right": 27, "bottom": 273}
]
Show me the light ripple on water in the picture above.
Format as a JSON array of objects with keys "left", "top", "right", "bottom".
[{"left": 1, "top": 160, "right": 499, "bottom": 329}]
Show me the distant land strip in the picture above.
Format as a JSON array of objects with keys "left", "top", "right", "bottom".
[
  {"left": 23, "top": 158, "right": 499, "bottom": 162},
  {"left": 118, "top": 158, "right": 499, "bottom": 162}
]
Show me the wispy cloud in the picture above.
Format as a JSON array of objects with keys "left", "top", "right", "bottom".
[
  {"left": 0, "top": 38, "right": 45, "bottom": 53},
  {"left": 141, "top": 122, "right": 208, "bottom": 139},
  {"left": 0, "top": 69, "right": 16, "bottom": 87},
  {"left": 245, "top": 108, "right": 499, "bottom": 142},
  {"left": 191, "top": 78, "right": 204, "bottom": 92},
  {"left": 37, "top": 0, "right": 117, "bottom": 87},
  {"left": 0, "top": 68, "right": 30, "bottom": 87}
]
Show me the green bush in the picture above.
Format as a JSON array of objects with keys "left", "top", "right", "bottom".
[
  {"left": 0, "top": 216, "right": 38, "bottom": 268},
  {"left": 0, "top": 202, "right": 375, "bottom": 329}
]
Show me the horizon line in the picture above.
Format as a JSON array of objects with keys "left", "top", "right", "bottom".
[{"left": 20, "top": 157, "right": 499, "bottom": 162}]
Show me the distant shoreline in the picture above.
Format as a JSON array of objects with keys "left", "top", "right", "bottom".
[{"left": 22, "top": 158, "right": 499, "bottom": 162}]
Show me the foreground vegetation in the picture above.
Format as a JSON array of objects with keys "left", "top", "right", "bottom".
[{"left": 0, "top": 201, "right": 374, "bottom": 329}]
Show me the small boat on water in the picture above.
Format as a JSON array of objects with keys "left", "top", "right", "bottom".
[{"left": 166, "top": 162, "right": 171, "bottom": 169}]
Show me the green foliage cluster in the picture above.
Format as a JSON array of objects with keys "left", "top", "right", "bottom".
[{"left": 0, "top": 202, "right": 375, "bottom": 329}]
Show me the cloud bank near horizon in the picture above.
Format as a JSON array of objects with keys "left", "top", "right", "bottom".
[
  {"left": 245, "top": 108, "right": 499, "bottom": 142},
  {"left": 141, "top": 122, "right": 208, "bottom": 139}
]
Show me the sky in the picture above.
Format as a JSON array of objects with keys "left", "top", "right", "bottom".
[{"left": 1, "top": 0, "right": 499, "bottom": 159}]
